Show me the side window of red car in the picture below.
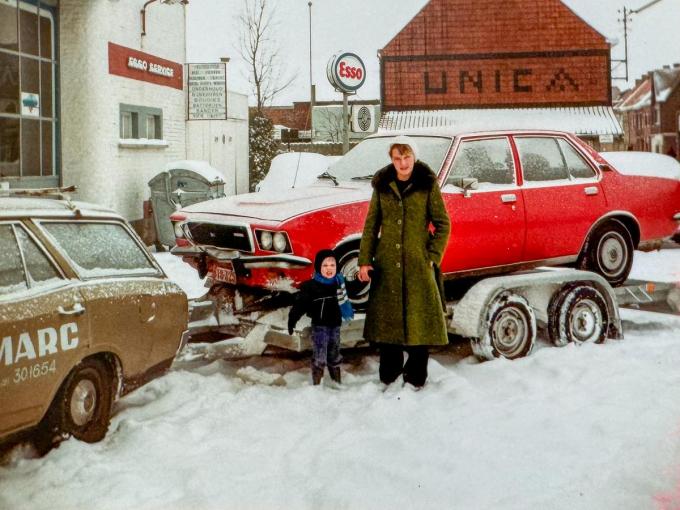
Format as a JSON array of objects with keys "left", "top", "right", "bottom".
[
  {"left": 556, "top": 139, "right": 596, "bottom": 179},
  {"left": 447, "top": 138, "right": 515, "bottom": 188},
  {"left": 515, "top": 137, "right": 570, "bottom": 183}
]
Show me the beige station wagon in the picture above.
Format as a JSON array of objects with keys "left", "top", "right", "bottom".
[{"left": 0, "top": 194, "right": 188, "bottom": 452}]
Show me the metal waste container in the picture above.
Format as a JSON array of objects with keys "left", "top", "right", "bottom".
[{"left": 149, "top": 160, "right": 226, "bottom": 248}]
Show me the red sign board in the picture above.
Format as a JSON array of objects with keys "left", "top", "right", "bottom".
[
  {"left": 382, "top": 50, "right": 610, "bottom": 109},
  {"left": 108, "top": 42, "right": 183, "bottom": 90}
]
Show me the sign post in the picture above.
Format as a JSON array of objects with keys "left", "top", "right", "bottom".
[{"left": 326, "top": 52, "right": 366, "bottom": 154}]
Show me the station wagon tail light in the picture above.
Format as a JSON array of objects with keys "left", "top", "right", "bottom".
[{"left": 255, "top": 229, "right": 292, "bottom": 253}]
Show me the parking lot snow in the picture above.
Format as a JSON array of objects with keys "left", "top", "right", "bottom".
[{"left": 1, "top": 250, "right": 680, "bottom": 510}]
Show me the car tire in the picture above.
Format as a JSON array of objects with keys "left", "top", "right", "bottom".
[
  {"left": 548, "top": 283, "right": 609, "bottom": 347},
  {"left": 337, "top": 244, "right": 371, "bottom": 312},
  {"left": 580, "top": 220, "right": 633, "bottom": 286},
  {"left": 472, "top": 292, "right": 536, "bottom": 360},
  {"left": 36, "top": 358, "right": 114, "bottom": 452}
]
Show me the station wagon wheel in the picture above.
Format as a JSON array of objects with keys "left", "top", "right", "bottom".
[
  {"left": 337, "top": 244, "right": 370, "bottom": 311},
  {"left": 548, "top": 284, "right": 609, "bottom": 346},
  {"left": 37, "top": 358, "right": 114, "bottom": 452},
  {"left": 581, "top": 220, "right": 633, "bottom": 286},
  {"left": 472, "top": 292, "right": 536, "bottom": 360}
]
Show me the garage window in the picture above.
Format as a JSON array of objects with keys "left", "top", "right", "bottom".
[
  {"left": 40, "top": 222, "right": 159, "bottom": 278},
  {"left": 119, "top": 104, "right": 163, "bottom": 140}
]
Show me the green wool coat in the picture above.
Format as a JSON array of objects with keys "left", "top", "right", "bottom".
[{"left": 358, "top": 161, "right": 451, "bottom": 346}]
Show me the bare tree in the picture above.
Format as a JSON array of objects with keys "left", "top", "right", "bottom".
[
  {"left": 316, "top": 107, "right": 345, "bottom": 143},
  {"left": 237, "top": 0, "right": 295, "bottom": 110}
]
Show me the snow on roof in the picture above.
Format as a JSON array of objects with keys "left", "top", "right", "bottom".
[
  {"left": 379, "top": 107, "right": 623, "bottom": 136},
  {"left": 618, "top": 67, "right": 680, "bottom": 111},
  {"left": 164, "top": 160, "right": 225, "bottom": 183}
]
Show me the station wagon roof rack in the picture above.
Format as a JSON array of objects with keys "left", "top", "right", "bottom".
[{"left": 3, "top": 185, "right": 81, "bottom": 214}]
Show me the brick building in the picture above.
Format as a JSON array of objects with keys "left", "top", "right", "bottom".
[
  {"left": 377, "top": 0, "right": 622, "bottom": 148},
  {"left": 617, "top": 65, "right": 680, "bottom": 158}
]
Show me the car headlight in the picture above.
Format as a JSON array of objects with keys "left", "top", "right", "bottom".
[
  {"left": 273, "top": 232, "right": 287, "bottom": 252},
  {"left": 260, "top": 230, "right": 273, "bottom": 250},
  {"left": 173, "top": 221, "right": 185, "bottom": 239}
]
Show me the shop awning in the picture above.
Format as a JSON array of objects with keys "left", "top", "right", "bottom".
[{"left": 379, "top": 106, "right": 623, "bottom": 137}]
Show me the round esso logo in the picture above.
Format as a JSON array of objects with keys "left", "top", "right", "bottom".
[{"left": 327, "top": 52, "right": 366, "bottom": 93}]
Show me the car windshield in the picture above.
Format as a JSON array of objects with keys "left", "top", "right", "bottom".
[{"left": 328, "top": 136, "right": 453, "bottom": 181}]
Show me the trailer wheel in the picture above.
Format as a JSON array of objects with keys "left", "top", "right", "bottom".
[
  {"left": 580, "top": 220, "right": 633, "bottom": 286},
  {"left": 36, "top": 358, "right": 114, "bottom": 452},
  {"left": 548, "top": 284, "right": 609, "bottom": 346},
  {"left": 472, "top": 292, "right": 536, "bottom": 360},
  {"left": 337, "top": 244, "right": 370, "bottom": 311}
]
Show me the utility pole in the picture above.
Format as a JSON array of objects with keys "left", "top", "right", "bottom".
[{"left": 613, "top": 0, "right": 665, "bottom": 81}]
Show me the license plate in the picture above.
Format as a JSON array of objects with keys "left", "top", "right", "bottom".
[{"left": 214, "top": 263, "right": 237, "bottom": 284}]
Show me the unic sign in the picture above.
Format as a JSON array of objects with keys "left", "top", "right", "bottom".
[{"left": 327, "top": 52, "right": 366, "bottom": 94}]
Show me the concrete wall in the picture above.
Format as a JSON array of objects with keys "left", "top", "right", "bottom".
[{"left": 60, "top": 0, "right": 187, "bottom": 221}]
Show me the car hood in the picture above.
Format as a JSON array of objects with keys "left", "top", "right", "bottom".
[{"left": 179, "top": 182, "right": 372, "bottom": 222}]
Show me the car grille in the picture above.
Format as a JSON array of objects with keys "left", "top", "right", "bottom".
[{"left": 185, "top": 222, "right": 253, "bottom": 252}]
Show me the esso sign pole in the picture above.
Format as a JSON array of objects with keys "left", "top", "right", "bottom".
[{"left": 327, "top": 52, "right": 366, "bottom": 154}]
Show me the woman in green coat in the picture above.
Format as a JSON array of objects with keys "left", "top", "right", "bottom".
[{"left": 358, "top": 136, "right": 451, "bottom": 387}]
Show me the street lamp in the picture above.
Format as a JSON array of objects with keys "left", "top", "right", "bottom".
[{"left": 141, "top": 0, "right": 188, "bottom": 37}]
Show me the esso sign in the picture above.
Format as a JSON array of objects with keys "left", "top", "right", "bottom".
[{"left": 327, "top": 52, "right": 366, "bottom": 93}]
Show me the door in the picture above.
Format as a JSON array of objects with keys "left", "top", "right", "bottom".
[
  {"left": 38, "top": 220, "right": 167, "bottom": 377},
  {"left": 514, "top": 136, "right": 608, "bottom": 261},
  {"left": 0, "top": 223, "right": 89, "bottom": 436},
  {"left": 440, "top": 137, "right": 526, "bottom": 273}
]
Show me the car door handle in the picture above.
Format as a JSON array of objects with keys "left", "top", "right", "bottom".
[
  {"left": 501, "top": 194, "right": 517, "bottom": 203},
  {"left": 584, "top": 186, "right": 599, "bottom": 196},
  {"left": 58, "top": 302, "right": 85, "bottom": 316}
]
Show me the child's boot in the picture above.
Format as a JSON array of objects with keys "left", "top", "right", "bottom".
[
  {"left": 312, "top": 366, "right": 324, "bottom": 385},
  {"left": 329, "top": 366, "right": 341, "bottom": 384}
]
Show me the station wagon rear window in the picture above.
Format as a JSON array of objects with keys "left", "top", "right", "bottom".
[{"left": 39, "top": 222, "right": 159, "bottom": 278}]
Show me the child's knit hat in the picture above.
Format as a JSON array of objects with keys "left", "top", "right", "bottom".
[{"left": 314, "top": 249, "right": 337, "bottom": 273}]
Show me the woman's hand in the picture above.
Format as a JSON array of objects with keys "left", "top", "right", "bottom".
[{"left": 358, "top": 265, "right": 373, "bottom": 282}]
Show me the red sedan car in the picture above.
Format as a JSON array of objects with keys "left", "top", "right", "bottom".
[{"left": 171, "top": 130, "right": 680, "bottom": 309}]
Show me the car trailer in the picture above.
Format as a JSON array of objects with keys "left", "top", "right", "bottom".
[{"left": 185, "top": 268, "right": 679, "bottom": 361}]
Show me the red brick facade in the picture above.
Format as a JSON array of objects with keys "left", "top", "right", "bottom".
[
  {"left": 257, "top": 102, "right": 311, "bottom": 130},
  {"left": 380, "top": 0, "right": 611, "bottom": 110}
]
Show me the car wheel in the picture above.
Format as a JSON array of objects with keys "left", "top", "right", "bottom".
[
  {"left": 580, "top": 220, "right": 633, "bottom": 286},
  {"left": 472, "top": 292, "right": 536, "bottom": 360},
  {"left": 337, "top": 244, "right": 370, "bottom": 312},
  {"left": 548, "top": 283, "right": 609, "bottom": 347},
  {"left": 37, "top": 358, "right": 114, "bottom": 451}
]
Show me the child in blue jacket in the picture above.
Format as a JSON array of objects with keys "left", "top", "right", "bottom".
[{"left": 288, "top": 249, "right": 354, "bottom": 385}]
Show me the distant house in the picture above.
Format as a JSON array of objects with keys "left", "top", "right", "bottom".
[{"left": 617, "top": 65, "right": 680, "bottom": 158}]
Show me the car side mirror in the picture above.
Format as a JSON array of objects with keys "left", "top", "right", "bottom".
[
  {"left": 450, "top": 177, "right": 479, "bottom": 197},
  {"left": 599, "top": 163, "right": 612, "bottom": 172}
]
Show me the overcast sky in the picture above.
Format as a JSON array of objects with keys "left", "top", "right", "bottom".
[{"left": 186, "top": 0, "right": 680, "bottom": 105}]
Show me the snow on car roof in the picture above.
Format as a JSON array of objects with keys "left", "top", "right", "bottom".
[{"left": 0, "top": 197, "right": 121, "bottom": 218}]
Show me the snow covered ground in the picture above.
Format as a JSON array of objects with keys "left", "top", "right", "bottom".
[{"left": 1, "top": 250, "right": 680, "bottom": 510}]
